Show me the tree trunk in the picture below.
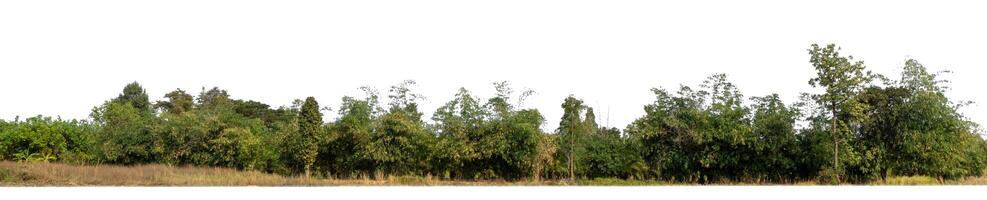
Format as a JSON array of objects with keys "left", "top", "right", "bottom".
[
  {"left": 831, "top": 103, "right": 840, "bottom": 183},
  {"left": 568, "top": 134, "right": 575, "bottom": 181}
]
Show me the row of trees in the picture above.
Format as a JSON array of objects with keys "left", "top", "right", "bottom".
[{"left": 2, "top": 44, "right": 985, "bottom": 183}]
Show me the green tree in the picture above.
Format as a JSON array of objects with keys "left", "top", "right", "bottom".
[
  {"left": 155, "top": 89, "right": 194, "bottom": 115},
  {"left": 432, "top": 88, "right": 487, "bottom": 179},
  {"left": 324, "top": 92, "right": 378, "bottom": 177},
  {"left": 298, "top": 97, "right": 322, "bottom": 177},
  {"left": 0, "top": 116, "right": 98, "bottom": 163},
  {"left": 114, "top": 82, "right": 154, "bottom": 116},
  {"left": 583, "top": 126, "right": 645, "bottom": 179},
  {"left": 854, "top": 59, "right": 987, "bottom": 179},
  {"left": 750, "top": 94, "right": 800, "bottom": 180},
  {"left": 807, "top": 43, "right": 873, "bottom": 182},
  {"left": 483, "top": 82, "right": 542, "bottom": 180},
  {"left": 625, "top": 74, "right": 772, "bottom": 182},
  {"left": 362, "top": 80, "right": 433, "bottom": 175},
  {"left": 151, "top": 87, "right": 276, "bottom": 171},
  {"left": 558, "top": 95, "right": 587, "bottom": 180},
  {"left": 430, "top": 82, "right": 543, "bottom": 180},
  {"left": 92, "top": 82, "right": 157, "bottom": 164}
]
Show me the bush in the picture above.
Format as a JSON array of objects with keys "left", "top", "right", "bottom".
[{"left": 0, "top": 116, "right": 98, "bottom": 163}]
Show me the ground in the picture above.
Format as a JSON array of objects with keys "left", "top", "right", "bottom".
[{"left": 2, "top": 161, "right": 985, "bottom": 186}]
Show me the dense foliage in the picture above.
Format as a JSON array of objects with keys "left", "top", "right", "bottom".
[{"left": 1, "top": 44, "right": 985, "bottom": 183}]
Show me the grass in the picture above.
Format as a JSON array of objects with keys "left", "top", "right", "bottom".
[
  {"left": 575, "top": 178, "right": 672, "bottom": 186},
  {"left": 2, "top": 161, "right": 986, "bottom": 186},
  {"left": 872, "top": 176, "right": 942, "bottom": 185},
  {"left": 0, "top": 161, "right": 332, "bottom": 186},
  {"left": 0, "top": 161, "right": 562, "bottom": 186}
]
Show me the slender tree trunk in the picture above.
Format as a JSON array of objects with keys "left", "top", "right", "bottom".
[
  {"left": 568, "top": 134, "right": 574, "bottom": 181},
  {"left": 831, "top": 103, "right": 839, "bottom": 183}
]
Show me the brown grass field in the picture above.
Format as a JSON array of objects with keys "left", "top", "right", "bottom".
[{"left": 2, "top": 161, "right": 985, "bottom": 186}]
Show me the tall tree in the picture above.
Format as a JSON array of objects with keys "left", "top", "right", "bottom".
[
  {"left": 807, "top": 43, "right": 873, "bottom": 182},
  {"left": 558, "top": 96, "right": 586, "bottom": 180},
  {"left": 298, "top": 97, "right": 322, "bottom": 177}
]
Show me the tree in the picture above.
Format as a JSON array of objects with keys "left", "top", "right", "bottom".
[
  {"left": 483, "top": 82, "right": 542, "bottom": 180},
  {"left": 92, "top": 83, "right": 157, "bottom": 164},
  {"left": 149, "top": 87, "right": 278, "bottom": 172},
  {"left": 324, "top": 88, "right": 380, "bottom": 177},
  {"left": 298, "top": 97, "right": 322, "bottom": 177},
  {"left": 625, "top": 74, "right": 780, "bottom": 182},
  {"left": 584, "top": 107, "right": 598, "bottom": 135},
  {"left": 232, "top": 100, "right": 284, "bottom": 125},
  {"left": 495, "top": 108, "right": 544, "bottom": 180},
  {"left": 807, "top": 43, "right": 873, "bottom": 182},
  {"left": 558, "top": 95, "right": 587, "bottom": 180},
  {"left": 155, "top": 89, "right": 194, "bottom": 115},
  {"left": 197, "top": 87, "right": 233, "bottom": 110},
  {"left": 432, "top": 88, "right": 487, "bottom": 179},
  {"left": 114, "top": 82, "right": 154, "bottom": 116},
  {"left": 583, "top": 125, "right": 645, "bottom": 179},
  {"left": 853, "top": 59, "right": 987, "bottom": 179},
  {"left": 750, "top": 94, "right": 800, "bottom": 180},
  {"left": 7, "top": 51, "right": 987, "bottom": 183},
  {"left": 363, "top": 80, "right": 433, "bottom": 175},
  {"left": 700, "top": 74, "right": 753, "bottom": 180},
  {"left": 429, "top": 82, "right": 543, "bottom": 180},
  {"left": 0, "top": 116, "right": 98, "bottom": 163}
]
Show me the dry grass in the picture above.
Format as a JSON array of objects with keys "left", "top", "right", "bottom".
[
  {"left": 947, "top": 176, "right": 987, "bottom": 185},
  {"left": 3, "top": 161, "right": 987, "bottom": 186},
  {"left": 872, "top": 176, "right": 943, "bottom": 185},
  {"left": 0, "top": 161, "right": 563, "bottom": 186},
  {"left": 0, "top": 161, "right": 333, "bottom": 186}
]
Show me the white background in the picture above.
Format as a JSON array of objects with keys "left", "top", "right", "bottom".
[{"left": 2, "top": 0, "right": 985, "bottom": 133}]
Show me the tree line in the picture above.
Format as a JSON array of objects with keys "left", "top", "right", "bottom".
[{"left": 1, "top": 44, "right": 985, "bottom": 183}]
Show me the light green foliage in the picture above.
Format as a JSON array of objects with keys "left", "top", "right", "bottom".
[
  {"left": 0, "top": 117, "right": 98, "bottom": 163},
  {"left": 806, "top": 44, "right": 874, "bottom": 182}
]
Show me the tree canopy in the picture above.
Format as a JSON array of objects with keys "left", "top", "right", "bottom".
[{"left": 1, "top": 44, "right": 984, "bottom": 183}]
